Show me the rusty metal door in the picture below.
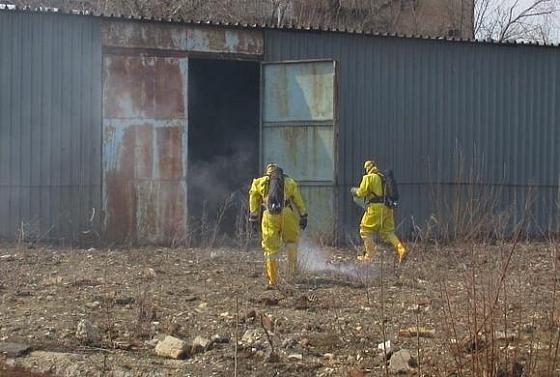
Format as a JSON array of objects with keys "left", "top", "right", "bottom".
[
  {"left": 261, "top": 60, "right": 338, "bottom": 239},
  {"left": 103, "top": 55, "right": 188, "bottom": 244}
]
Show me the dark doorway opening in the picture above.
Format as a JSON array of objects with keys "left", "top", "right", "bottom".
[{"left": 187, "top": 59, "right": 260, "bottom": 240}]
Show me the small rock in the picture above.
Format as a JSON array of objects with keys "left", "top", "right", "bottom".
[
  {"left": 300, "top": 338, "right": 310, "bottom": 347},
  {"left": 184, "top": 295, "right": 197, "bottom": 302},
  {"left": 0, "top": 342, "right": 31, "bottom": 357},
  {"left": 85, "top": 301, "right": 101, "bottom": 309},
  {"left": 0, "top": 255, "right": 15, "bottom": 262},
  {"left": 141, "top": 267, "right": 157, "bottom": 279},
  {"left": 87, "top": 248, "right": 97, "bottom": 252},
  {"left": 155, "top": 335, "right": 189, "bottom": 359},
  {"left": 241, "top": 329, "right": 260, "bottom": 345},
  {"left": 196, "top": 302, "right": 208, "bottom": 311},
  {"left": 191, "top": 336, "right": 211, "bottom": 355},
  {"left": 75, "top": 320, "right": 102, "bottom": 345},
  {"left": 288, "top": 353, "right": 303, "bottom": 361},
  {"left": 389, "top": 350, "right": 417, "bottom": 374}
]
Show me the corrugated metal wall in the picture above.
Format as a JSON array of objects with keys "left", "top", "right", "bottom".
[
  {"left": 0, "top": 11, "right": 102, "bottom": 242},
  {"left": 1, "top": 9, "right": 558, "bottom": 244},
  {"left": 264, "top": 30, "right": 560, "bottom": 238}
]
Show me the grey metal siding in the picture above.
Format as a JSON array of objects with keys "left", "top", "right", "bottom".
[
  {"left": 264, "top": 30, "right": 560, "bottom": 238},
  {"left": 0, "top": 11, "right": 102, "bottom": 242}
]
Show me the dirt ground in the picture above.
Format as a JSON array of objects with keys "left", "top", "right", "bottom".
[{"left": 0, "top": 239, "right": 559, "bottom": 376}]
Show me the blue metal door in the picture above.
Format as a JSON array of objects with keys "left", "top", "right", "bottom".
[{"left": 261, "top": 60, "right": 338, "bottom": 240}]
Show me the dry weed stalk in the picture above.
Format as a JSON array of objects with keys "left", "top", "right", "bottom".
[
  {"left": 426, "top": 148, "right": 520, "bottom": 243},
  {"left": 234, "top": 297, "right": 239, "bottom": 377},
  {"left": 102, "top": 253, "right": 117, "bottom": 346},
  {"left": 378, "top": 250, "right": 389, "bottom": 376},
  {"left": 260, "top": 312, "right": 275, "bottom": 357},
  {"left": 234, "top": 196, "right": 253, "bottom": 251},
  {"left": 432, "top": 181, "right": 554, "bottom": 376}
]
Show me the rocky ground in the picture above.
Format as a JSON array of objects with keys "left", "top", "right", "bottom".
[{"left": 0, "top": 239, "right": 559, "bottom": 376}]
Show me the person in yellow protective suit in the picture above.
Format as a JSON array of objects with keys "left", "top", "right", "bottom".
[
  {"left": 248, "top": 164, "right": 308, "bottom": 288},
  {"left": 351, "top": 160, "right": 406, "bottom": 264}
]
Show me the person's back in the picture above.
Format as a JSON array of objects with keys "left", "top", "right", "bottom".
[{"left": 248, "top": 164, "right": 308, "bottom": 288}]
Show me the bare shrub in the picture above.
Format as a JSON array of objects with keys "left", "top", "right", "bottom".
[
  {"left": 426, "top": 148, "right": 522, "bottom": 244},
  {"left": 425, "top": 188, "right": 560, "bottom": 376}
]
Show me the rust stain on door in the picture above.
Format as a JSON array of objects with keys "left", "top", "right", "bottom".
[
  {"left": 102, "top": 20, "right": 264, "bottom": 56},
  {"left": 104, "top": 56, "right": 185, "bottom": 119},
  {"left": 103, "top": 55, "right": 187, "bottom": 244}
]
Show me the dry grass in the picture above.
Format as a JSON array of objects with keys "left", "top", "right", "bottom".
[{"left": 0, "top": 368, "right": 55, "bottom": 377}]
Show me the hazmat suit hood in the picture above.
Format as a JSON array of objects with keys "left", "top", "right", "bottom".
[
  {"left": 364, "top": 160, "right": 378, "bottom": 175},
  {"left": 266, "top": 163, "right": 283, "bottom": 175}
]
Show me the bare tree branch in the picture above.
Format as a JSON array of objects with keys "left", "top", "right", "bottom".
[{"left": 475, "top": 0, "right": 558, "bottom": 42}]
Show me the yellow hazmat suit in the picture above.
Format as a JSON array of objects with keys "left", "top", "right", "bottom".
[
  {"left": 249, "top": 164, "right": 307, "bottom": 287},
  {"left": 351, "top": 160, "right": 406, "bottom": 263}
]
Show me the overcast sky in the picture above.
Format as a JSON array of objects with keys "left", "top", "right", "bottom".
[{"left": 481, "top": 0, "right": 560, "bottom": 42}]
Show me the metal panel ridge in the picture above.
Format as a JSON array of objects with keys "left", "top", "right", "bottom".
[{"left": 0, "top": 11, "right": 103, "bottom": 242}]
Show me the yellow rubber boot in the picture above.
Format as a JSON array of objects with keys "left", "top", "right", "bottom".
[
  {"left": 387, "top": 233, "right": 407, "bottom": 264},
  {"left": 397, "top": 243, "right": 407, "bottom": 264},
  {"left": 357, "top": 237, "right": 376, "bottom": 262},
  {"left": 386, "top": 233, "right": 407, "bottom": 264},
  {"left": 265, "top": 259, "right": 279, "bottom": 287},
  {"left": 287, "top": 245, "right": 298, "bottom": 274}
]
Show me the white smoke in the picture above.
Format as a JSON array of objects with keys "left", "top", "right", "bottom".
[{"left": 297, "top": 236, "right": 379, "bottom": 282}]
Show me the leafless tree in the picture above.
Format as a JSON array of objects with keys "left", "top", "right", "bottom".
[
  {"left": 475, "top": 0, "right": 559, "bottom": 42},
  {"left": 6, "top": 0, "right": 498, "bottom": 40}
]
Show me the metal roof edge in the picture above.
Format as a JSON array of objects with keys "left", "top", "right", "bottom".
[{"left": 1, "top": 5, "right": 559, "bottom": 48}]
